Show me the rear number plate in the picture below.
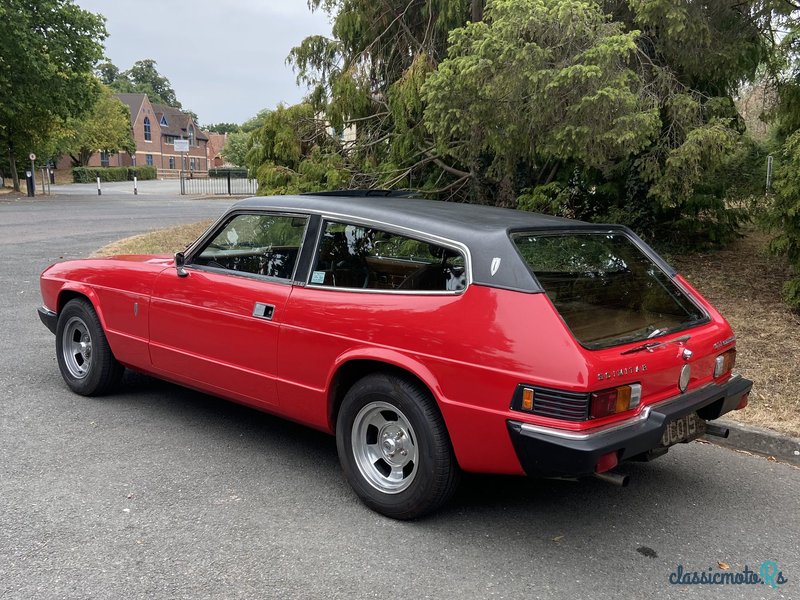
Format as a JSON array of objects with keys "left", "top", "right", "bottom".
[{"left": 660, "top": 413, "right": 706, "bottom": 447}]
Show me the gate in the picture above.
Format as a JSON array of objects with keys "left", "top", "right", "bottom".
[{"left": 180, "top": 171, "right": 259, "bottom": 196}]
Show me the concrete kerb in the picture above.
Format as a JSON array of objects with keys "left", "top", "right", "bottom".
[{"left": 701, "top": 418, "right": 800, "bottom": 466}]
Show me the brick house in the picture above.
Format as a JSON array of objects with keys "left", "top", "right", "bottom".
[
  {"left": 206, "top": 132, "right": 228, "bottom": 168},
  {"left": 60, "top": 93, "right": 210, "bottom": 177}
]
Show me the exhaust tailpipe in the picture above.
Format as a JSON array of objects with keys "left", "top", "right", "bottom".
[
  {"left": 705, "top": 423, "right": 730, "bottom": 438},
  {"left": 593, "top": 470, "right": 629, "bottom": 487}
]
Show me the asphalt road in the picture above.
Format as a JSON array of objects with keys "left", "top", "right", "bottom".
[{"left": 1, "top": 188, "right": 798, "bottom": 600}]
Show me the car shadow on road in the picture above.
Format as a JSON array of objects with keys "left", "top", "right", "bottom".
[{"left": 110, "top": 370, "right": 772, "bottom": 547}]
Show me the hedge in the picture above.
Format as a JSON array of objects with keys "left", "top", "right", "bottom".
[{"left": 72, "top": 166, "right": 158, "bottom": 183}]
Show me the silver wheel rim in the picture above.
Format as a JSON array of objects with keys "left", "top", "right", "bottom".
[
  {"left": 351, "top": 401, "right": 418, "bottom": 494},
  {"left": 62, "top": 316, "right": 93, "bottom": 379}
]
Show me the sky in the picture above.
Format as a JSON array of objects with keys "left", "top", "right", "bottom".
[{"left": 74, "top": 0, "right": 332, "bottom": 126}]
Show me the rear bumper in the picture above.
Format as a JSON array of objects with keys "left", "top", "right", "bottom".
[
  {"left": 38, "top": 306, "right": 58, "bottom": 335},
  {"left": 507, "top": 374, "right": 753, "bottom": 478}
]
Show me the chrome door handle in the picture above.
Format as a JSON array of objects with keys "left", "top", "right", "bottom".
[{"left": 252, "top": 302, "right": 275, "bottom": 320}]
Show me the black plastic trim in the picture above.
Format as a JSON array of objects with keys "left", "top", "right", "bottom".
[
  {"left": 38, "top": 307, "right": 57, "bottom": 335},
  {"left": 507, "top": 375, "right": 753, "bottom": 478},
  {"left": 510, "top": 384, "right": 590, "bottom": 421}
]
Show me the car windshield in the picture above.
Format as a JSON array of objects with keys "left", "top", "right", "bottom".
[{"left": 511, "top": 232, "right": 707, "bottom": 349}]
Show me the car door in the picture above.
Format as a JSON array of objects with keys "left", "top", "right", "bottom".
[{"left": 148, "top": 211, "right": 309, "bottom": 408}]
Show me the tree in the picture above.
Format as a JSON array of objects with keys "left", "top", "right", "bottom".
[
  {"left": 123, "top": 59, "right": 181, "bottom": 107},
  {"left": 0, "top": 0, "right": 106, "bottom": 190},
  {"left": 281, "top": 0, "right": 772, "bottom": 247},
  {"left": 245, "top": 104, "right": 347, "bottom": 193},
  {"left": 764, "top": 2, "right": 800, "bottom": 307},
  {"left": 220, "top": 131, "right": 249, "bottom": 167},
  {"left": 423, "top": 0, "right": 660, "bottom": 204},
  {"left": 96, "top": 61, "right": 120, "bottom": 86},
  {"left": 206, "top": 122, "right": 241, "bottom": 135},
  {"left": 216, "top": 110, "right": 276, "bottom": 168},
  {"left": 56, "top": 86, "right": 135, "bottom": 166},
  {"left": 105, "top": 59, "right": 182, "bottom": 107}
]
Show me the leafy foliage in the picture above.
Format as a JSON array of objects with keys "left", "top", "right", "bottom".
[
  {"left": 72, "top": 165, "right": 156, "bottom": 183},
  {"left": 0, "top": 0, "right": 106, "bottom": 189},
  {"left": 103, "top": 59, "right": 183, "bottom": 108},
  {"left": 768, "top": 131, "right": 800, "bottom": 307},
  {"left": 56, "top": 86, "right": 135, "bottom": 166},
  {"left": 206, "top": 123, "right": 241, "bottom": 134},
  {"left": 245, "top": 104, "right": 348, "bottom": 194},
  {"left": 423, "top": 0, "right": 661, "bottom": 206},
  {"left": 759, "top": 2, "right": 800, "bottom": 307},
  {"left": 220, "top": 131, "right": 250, "bottom": 168},
  {"left": 249, "top": 0, "right": 776, "bottom": 249}
]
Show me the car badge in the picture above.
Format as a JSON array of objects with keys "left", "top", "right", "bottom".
[
  {"left": 681, "top": 348, "right": 692, "bottom": 361},
  {"left": 490, "top": 257, "right": 501, "bottom": 276},
  {"left": 679, "top": 364, "right": 691, "bottom": 392}
]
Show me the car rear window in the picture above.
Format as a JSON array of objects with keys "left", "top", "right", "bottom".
[{"left": 511, "top": 232, "right": 707, "bottom": 349}]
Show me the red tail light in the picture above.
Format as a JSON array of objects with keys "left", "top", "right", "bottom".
[{"left": 590, "top": 384, "right": 642, "bottom": 419}]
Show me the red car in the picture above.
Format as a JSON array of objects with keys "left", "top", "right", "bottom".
[{"left": 38, "top": 191, "right": 752, "bottom": 519}]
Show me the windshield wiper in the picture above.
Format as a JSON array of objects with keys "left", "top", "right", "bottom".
[{"left": 620, "top": 334, "right": 691, "bottom": 355}]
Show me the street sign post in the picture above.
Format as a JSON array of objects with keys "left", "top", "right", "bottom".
[{"left": 175, "top": 139, "right": 189, "bottom": 194}]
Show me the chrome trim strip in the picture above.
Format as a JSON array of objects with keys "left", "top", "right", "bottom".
[
  {"left": 301, "top": 212, "right": 472, "bottom": 296},
  {"left": 519, "top": 408, "right": 652, "bottom": 441}
]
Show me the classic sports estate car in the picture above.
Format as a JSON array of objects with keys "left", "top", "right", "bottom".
[{"left": 39, "top": 191, "right": 753, "bottom": 519}]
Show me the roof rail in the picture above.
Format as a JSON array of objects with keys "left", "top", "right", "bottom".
[{"left": 301, "top": 189, "right": 418, "bottom": 198}]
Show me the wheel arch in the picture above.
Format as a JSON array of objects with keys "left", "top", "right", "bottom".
[
  {"left": 56, "top": 285, "right": 109, "bottom": 331},
  {"left": 327, "top": 353, "right": 448, "bottom": 441}
]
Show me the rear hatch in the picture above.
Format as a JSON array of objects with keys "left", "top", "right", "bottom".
[{"left": 511, "top": 229, "right": 737, "bottom": 423}]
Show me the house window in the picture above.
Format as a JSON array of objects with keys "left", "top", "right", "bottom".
[
  {"left": 190, "top": 158, "right": 196, "bottom": 170},
  {"left": 146, "top": 154, "right": 153, "bottom": 166},
  {"left": 188, "top": 125, "right": 195, "bottom": 146},
  {"left": 100, "top": 151, "right": 110, "bottom": 167},
  {"left": 169, "top": 156, "right": 175, "bottom": 169},
  {"left": 160, "top": 115, "right": 168, "bottom": 127},
  {"left": 144, "top": 117, "right": 152, "bottom": 141}
]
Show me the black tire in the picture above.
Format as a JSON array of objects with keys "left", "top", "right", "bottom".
[
  {"left": 336, "top": 372, "right": 459, "bottom": 519},
  {"left": 55, "top": 298, "right": 123, "bottom": 396}
]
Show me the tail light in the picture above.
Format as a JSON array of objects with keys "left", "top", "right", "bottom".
[
  {"left": 714, "top": 349, "right": 736, "bottom": 378},
  {"left": 590, "top": 384, "right": 642, "bottom": 419}
]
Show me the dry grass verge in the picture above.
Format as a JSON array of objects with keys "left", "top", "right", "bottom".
[
  {"left": 93, "top": 221, "right": 213, "bottom": 257},
  {"left": 95, "top": 222, "right": 799, "bottom": 436},
  {"left": 670, "top": 229, "right": 799, "bottom": 437}
]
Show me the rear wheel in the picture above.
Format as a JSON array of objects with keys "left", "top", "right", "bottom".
[
  {"left": 55, "top": 299, "right": 123, "bottom": 396},
  {"left": 336, "top": 372, "right": 459, "bottom": 519}
]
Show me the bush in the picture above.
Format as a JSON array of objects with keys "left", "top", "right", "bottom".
[
  {"left": 72, "top": 166, "right": 157, "bottom": 183},
  {"left": 129, "top": 166, "right": 157, "bottom": 180},
  {"left": 768, "top": 130, "right": 800, "bottom": 308}
]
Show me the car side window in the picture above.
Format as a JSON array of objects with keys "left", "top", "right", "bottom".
[
  {"left": 311, "top": 221, "right": 466, "bottom": 291},
  {"left": 193, "top": 213, "right": 308, "bottom": 280}
]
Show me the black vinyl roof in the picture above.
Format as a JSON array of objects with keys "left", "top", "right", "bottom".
[{"left": 233, "top": 194, "right": 645, "bottom": 292}]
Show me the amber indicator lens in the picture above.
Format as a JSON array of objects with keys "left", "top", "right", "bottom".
[{"left": 521, "top": 387, "right": 534, "bottom": 411}]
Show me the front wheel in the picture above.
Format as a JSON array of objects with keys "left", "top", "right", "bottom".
[
  {"left": 55, "top": 299, "right": 123, "bottom": 396},
  {"left": 336, "top": 372, "right": 459, "bottom": 519}
]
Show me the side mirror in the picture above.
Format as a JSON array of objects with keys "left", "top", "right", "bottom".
[{"left": 175, "top": 251, "right": 189, "bottom": 278}]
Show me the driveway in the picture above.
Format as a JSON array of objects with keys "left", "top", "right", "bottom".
[{"left": 1, "top": 192, "right": 798, "bottom": 599}]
